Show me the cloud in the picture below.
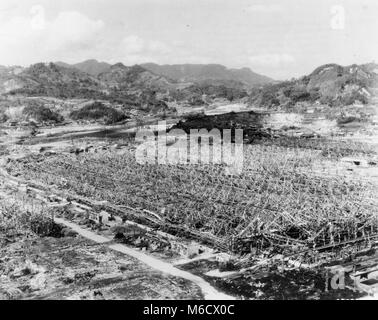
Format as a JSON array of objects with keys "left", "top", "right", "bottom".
[
  {"left": 0, "top": 4, "right": 176, "bottom": 67},
  {"left": 120, "top": 35, "right": 146, "bottom": 54},
  {"left": 0, "top": 4, "right": 207, "bottom": 67},
  {"left": 114, "top": 35, "right": 172, "bottom": 64},
  {"left": 249, "top": 53, "right": 295, "bottom": 66},
  {"left": 120, "top": 36, "right": 171, "bottom": 55},
  {"left": 30, "top": 5, "right": 47, "bottom": 30},
  {"left": 47, "top": 11, "right": 104, "bottom": 48},
  {"left": 246, "top": 4, "right": 282, "bottom": 13},
  {"left": 0, "top": 5, "right": 105, "bottom": 65},
  {"left": 147, "top": 40, "right": 171, "bottom": 55}
]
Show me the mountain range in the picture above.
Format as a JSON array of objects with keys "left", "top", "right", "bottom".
[
  {"left": 140, "top": 63, "right": 273, "bottom": 86},
  {"left": 54, "top": 59, "right": 273, "bottom": 86},
  {"left": 0, "top": 61, "right": 254, "bottom": 107},
  {"left": 0, "top": 60, "right": 376, "bottom": 111}
]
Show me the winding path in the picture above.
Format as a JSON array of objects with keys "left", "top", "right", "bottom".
[{"left": 55, "top": 217, "right": 235, "bottom": 300}]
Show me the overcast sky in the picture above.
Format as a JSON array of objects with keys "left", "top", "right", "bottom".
[{"left": 0, "top": 0, "right": 377, "bottom": 79}]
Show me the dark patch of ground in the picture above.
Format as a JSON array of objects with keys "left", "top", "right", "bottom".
[{"left": 179, "top": 259, "right": 366, "bottom": 300}]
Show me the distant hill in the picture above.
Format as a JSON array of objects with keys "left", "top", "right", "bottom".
[
  {"left": 56, "top": 59, "right": 111, "bottom": 76},
  {"left": 0, "top": 62, "right": 105, "bottom": 98},
  {"left": 97, "top": 62, "right": 178, "bottom": 111},
  {"left": 249, "top": 63, "right": 378, "bottom": 108},
  {"left": 0, "top": 62, "right": 175, "bottom": 97},
  {"left": 54, "top": 60, "right": 273, "bottom": 86},
  {"left": 98, "top": 62, "right": 174, "bottom": 91},
  {"left": 0, "top": 62, "right": 176, "bottom": 112},
  {"left": 141, "top": 63, "right": 273, "bottom": 86}
]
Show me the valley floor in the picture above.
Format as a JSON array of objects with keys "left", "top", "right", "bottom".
[{"left": 1, "top": 109, "right": 378, "bottom": 300}]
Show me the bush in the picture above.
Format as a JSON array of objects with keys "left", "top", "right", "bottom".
[
  {"left": 0, "top": 111, "right": 8, "bottom": 122},
  {"left": 0, "top": 201, "right": 63, "bottom": 238},
  {"left": 283, "top": 85, "right": 311, "bottom": 102},
  {"left": 338, "top": 91, "right": 369, "bottom": 106},
  {"left": 23, "top": 104, "right": 63, "bottom": 123},
  {"left": 4, "top": 106, "right": 24, "bottom": 122},
  {"left": 337, "top": 116, "right": 359, "bottom": 125},
  {"left": 29, "top": 213, "right": 64, "bottom": 237},
  {"left": 69, "top": 101, "right": 127, "bottom": 124}
]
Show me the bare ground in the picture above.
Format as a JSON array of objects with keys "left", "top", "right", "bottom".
[{"left": 0, "top": 233, "right": 203, "bottom": 300}]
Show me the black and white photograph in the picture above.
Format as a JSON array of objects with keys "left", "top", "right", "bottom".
[{"left": 0, "top": 0, "right": 378, "bottom": 308}]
